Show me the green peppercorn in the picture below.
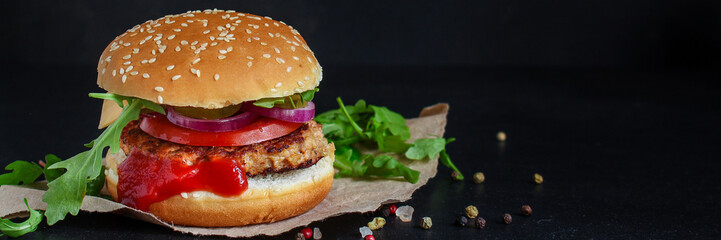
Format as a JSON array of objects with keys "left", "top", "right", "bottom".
[
  {"left": 473, "top": 172, "right": 485, "bottom": 184},
  {"left": 465, "top": 205, "right": 478, "bottom": 219},
  {"left": 367, "top": 217, "right": 386, "bottom": 230},
  {"left": 534, "top": 173, "right": 544, "bottom": 184},
  {"left": 420, "top": 217, "right": 432, "bottom": 230}
]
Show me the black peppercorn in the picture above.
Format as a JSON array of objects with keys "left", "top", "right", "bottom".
[
  {"left": 381, "top": 206, "right": 391, "bottom": 217},
  {"left": 456, "top": 215, "right": 469, "bottom": 227},
  {"left": 502, "top": 213, "right": 512, "bottom": 224},
  {"left": 451, "top": 171, "right": 461, "bottom": 181},
  {"left": 521, "top": 205, "right": 532, "bottom": 216},
  {"left": 475, "top": 217, "right": 486, "bottom": 229}
]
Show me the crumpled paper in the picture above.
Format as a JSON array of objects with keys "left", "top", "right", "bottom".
[{"left": 0, "top": 103, "right": 449, "bottom": 237}]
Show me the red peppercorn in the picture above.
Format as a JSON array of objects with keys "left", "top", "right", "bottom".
[
  {"left": 301, "top": 227, "right": 313, "bottom": 239},
  {"left": 389, "top": 205, "right": 397, "bottom": 215},
  {"left": 365, "top": 235, "right": 375, "bottom": 240}
]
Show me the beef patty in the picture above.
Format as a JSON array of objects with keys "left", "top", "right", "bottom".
[{"left": 119, "top": 119, "right": 334, "bottom": 177}]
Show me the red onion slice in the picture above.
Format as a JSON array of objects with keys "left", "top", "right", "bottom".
[
  {"left": 166, "top": 107, "right": 259, "bottom": 132},
  {"left": 242, "top": 101, "right": 315, "bottom": 123}
]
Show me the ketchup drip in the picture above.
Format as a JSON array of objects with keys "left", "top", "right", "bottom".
[{"left": 117, "top": 149, "right": 248, "bottom": 211}]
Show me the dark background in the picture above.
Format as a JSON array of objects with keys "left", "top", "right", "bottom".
[{"left": 1, "top": 1, "right": 720, "bottom": 239}]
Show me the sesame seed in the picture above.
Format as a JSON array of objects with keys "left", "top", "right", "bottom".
[
  {"left": 247, "top": 61, "right": 253, "bottom": 67},
  {"left": 274, "top": 47, "right": 280, "bottom": 53},
  {"left": 123, "top": 42, "right": 131, "bottom": 46},
  {"left": 252, "top": 37, "right": 260, "bottom": 40},
  {"left": 293, "top": 56, "right": 299, "bottom": 61},
  {"left": 172, "top": 75, "right": 181, "bottom": 80},
  {"left": 149, "top": 58, "right": 156, "bottom": 63},
  {"left": 101, "top": 68, "right": 106, "bottom": 74},
  {"left": 210, "top": 42, "right": 218, "bottom": 46},
  {"left": 268, "top": 32, "right": 274, "bottom": 37},
  {"left": 245, "top": 29, "right": 252, "bottom": 34},
  {"left": 152, "top": 49, "right": 156, "bottom": 55},
  {"left": 181, "top": 192, "right": 188, "bottom": 199},
  {"left": 155, "top": 86, "right": 164, "bottom": 92},
  {"left": 132, "top": 48, "right": 140, "bottom": 54},
  {"left": 210, "top": 36, "right": 215, "bottom": 41},
  {"left": 304, "top": 76, "right": 310, "bottom": 80},
  {"left": 166, "top": 65, "right": 175, "bottom": 70},
  {"left": 214, "top": 73, "right": 220, "bottom": 81},
  {"left": 123, "top": 61, "right": 131, "bottom": 65},
  {"left": 121, "top": 75, "right": 127, "bottom": 83},
  {"left": 112, "top": 69, "right": 116, "bottom": 76},
  {"left": 119, "top": 68, "right": 125, "bottom": 74},
  {"left": 143, "top": 73, "right": 150, "bottom": 79},
  {"left": 270, "top": 88, "right": 277, "bottom": 92},
  {"left": 126, "top": 65, "right": 133, "bottom": 72},
  {"left": 290, "top": 46, "right": 296, "bottom": 52},
  {"left": 307, "top": 57, "right": 313, "bottom": 63},
  {"left": 219, "top": 49, "right": 228, "bottom": 54},
  {"left": 168, "top": 35, "right": 175, "bottom": 40},
  {"left": 227, "top": 46, "right": 233, "bottom": 51},
  {"left": 260, "top": 42, "right": 268, "bottom": 45},
  {"left": 181, "top": 40, "right": 188, "bottom": 45},
  {"left": 286, "top": 67, "right": 292, "bottom": 72},
  {"left": 263, "top": 54, "right": 271, "bottom": 58},
  {"left": 191, "top": 41, "right": 198, "bottom": 45},
  {"left": 273, "top": 22, "right": 279, "bottom": 27},
  {"left": 175, "top": 46, "right": 181, "bottom": 51},
  {"left": 298, "top": 81, "right": 304, "bottom": 86},
  {"left": 130, "top": 71, "right": 139, "bottom": 76},
  {"left": 157, "top": 95, "right": 163, "bottom": 103},
  {"left": 193, "top": 58, "right": 201, "bottom": 64},
  {"left": 218, "top": 55, "right": 226, "bottom": 59},
  {"left": 275, "top": 82, "right": 282, "bottom": 87},
  {"left": 141, "top": 59, "right": 148, "bottom": 64},
  {"left": 105, "top": 56, "right": 112, "bottom": 62},
  {"left": 246, "top": 37, "right": 252, "bottom": 42},
  {"left": 174, "top": 29, "right": 181, "bottom": 32},
  {"left": 181, "top": 23, "right": 188, "bottom": 27},
  {"left": 203, "top": 30, "right": 210, "bottom": 34},
  {"left": 276, "top": 57, "right": 285, "bottom": 64},
  {"left": 246, "top": 56, "right": 254, "bottom": 60}
]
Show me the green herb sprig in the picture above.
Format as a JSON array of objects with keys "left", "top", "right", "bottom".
[
  {"left": 252, "top": 88, "right": 319, "bottom": 108},
  {"left": 40, "top": 93, "right": 163, "bottom": 225},
  {"left": 315, "top": 97, "right": 461, "bottom": 183},
  {"left": 0, "top": 199, "right": 43, "bottom": 238}
]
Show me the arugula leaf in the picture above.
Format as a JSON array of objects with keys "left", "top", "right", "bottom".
[
  {"left": 316, "top": 97, "right": 457, "bottom": 183},
  {"left": 252, "top": 88, "right": 319, "bottom": 108},
  {"left": 42, "top": 93, "right": 164, "bottom": 225},
  {"left": 0, "top": 199, "right": 43, "bottom": 238},
  {"left": 42, "top": 154, "right": 64, "bottom": 182},
  {"left": 0, "top": 161, "right": 43, "bottom": 186}
]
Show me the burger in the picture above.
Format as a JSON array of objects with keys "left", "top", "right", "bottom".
[{"left": 95, "top": 10, "right": 335, "bottom": 227}]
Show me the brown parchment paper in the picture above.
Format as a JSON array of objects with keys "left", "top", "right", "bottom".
[{"left": 0, "top": 103, "right": 449, "bottom": 237}]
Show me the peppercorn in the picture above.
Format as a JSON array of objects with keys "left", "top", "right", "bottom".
[
  {"left": 420, "top": 217, "right": 432, "bottom": 230},
  {"left": 503, "top": 213, "right": 512, "bottom": 224},
  {"left": 456, "top": 215, "right": 469, "bottom": 227},
  {"left": 521, "top": 205, "right": 532, "bottom": 216},
  {"left": 389, "top": 205, "right": 397, "bottom": 215},
  {"left": 451, "top": 171, "right": 462, "bottom": 181},
  {"left": 364, "top": 235, "right": 375, "bottom": 240},
  {"left": 465, "top": 205, "right": 478, "bottom": 219},
  {"left": 533, "top": 173, "right": 543, "bottom": 184},
  {"left": 473, "top": 172, "right": 485, "bottom": 184},
  {"left": 497, "top": 131, "right": 507, "bottom": 141},
  {"left": 295, "top": 232, "right": 306, "bottom": 240},
  {"left": 301, "top": 227, "right": 313, "bottom": 239},
  {"left": 475, "top": 217, "right": 487, "bottom": 229},
  {"left": 367, "top": 217, "right": 386, "bottom": 230},
  {"left": 381, "top": 207, "right": 391, "bottom": 217}
]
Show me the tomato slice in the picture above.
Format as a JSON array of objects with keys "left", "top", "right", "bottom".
[{"left": 139, "top": 113, "right": 302, "bottom": 146}]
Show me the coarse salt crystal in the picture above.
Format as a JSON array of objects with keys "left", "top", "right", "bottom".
[
  {"left": 397, "top": 205, "right": 414, "bottom": 222},
  {"left": 359, "top": 226, "right": 372, "bottom": 238}
]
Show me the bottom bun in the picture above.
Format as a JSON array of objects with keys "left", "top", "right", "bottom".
[{"left": 105, "top": 151, "right": 335, "bottom": 227}]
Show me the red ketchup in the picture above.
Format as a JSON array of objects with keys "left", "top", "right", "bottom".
[{"left": 117, "top": 149, "right": 247, "bottom": 211}]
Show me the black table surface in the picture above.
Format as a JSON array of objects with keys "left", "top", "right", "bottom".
[{"left": 1, "top": 64, "right": 719, "bottom": 239}]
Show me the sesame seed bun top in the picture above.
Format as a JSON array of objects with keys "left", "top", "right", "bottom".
[{"left": 96, "top": 9, "right": 322, "bottom": 109}]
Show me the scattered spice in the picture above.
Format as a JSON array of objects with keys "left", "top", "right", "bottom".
[
  {"left": 473, "top": 172, "right": 485, "bottom": 184},
  {"left": 301, "top": 227, "right": 313, "bottom": 239},
  {"left": 295, "top": 232, "right": 306, "bottom": 240},
  {"left": 396, "top": 205, "right": 414, "bottom": 222},
  {"left": 313, "top": 227, "right": 322, "bottom": 239},
  {"left": 359, "top": 226, "right": 373, "bottom": 238},
  {"left": 451, "top": 171, "right": 462, "bottom": 181},
  {"left": 364, "top": 235, "right": 375, "bottom": 240},
  {"left": 475, "top": 217, "right": 487, "bottom": 229},
  {"left": 496, "top": 131, "right": 507, "bottom": 141},
  {"left": 534, "top": 173, "right": 544, "bottom": 184},
  {"left": 503, "top": 213, "right": 512, "bottom": 224},
  {"left": 420, "top": 217, "right": 433, "bottom": 230},
  {"left": 456, "top": 215, "right": 469, "bottom": 227},
  {"left": 521, "top": 205, "right": 532, "bottom": 216},
  {"left": 381, "top": 207, "right": 391, "bottom": 217},
  {"left": 368, "top": 217, "right": 386, "bottom": 230},
  {"left": 465, "top": 205, "right": 479, "bottom": 219},
  {"left": 389, "top": 205, "right": 397, "bottom": 215}
]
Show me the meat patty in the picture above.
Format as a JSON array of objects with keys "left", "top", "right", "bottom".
[{"left": 119, "top": 119, "right": 334, "bottom": 177}]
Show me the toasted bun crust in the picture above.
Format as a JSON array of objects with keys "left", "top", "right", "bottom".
[
  {"left": 105, "top": 151, "right": 334, "bottom": 227},
  {"left": 96, "top": 9, "right": 322, "bottom": 109}
]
